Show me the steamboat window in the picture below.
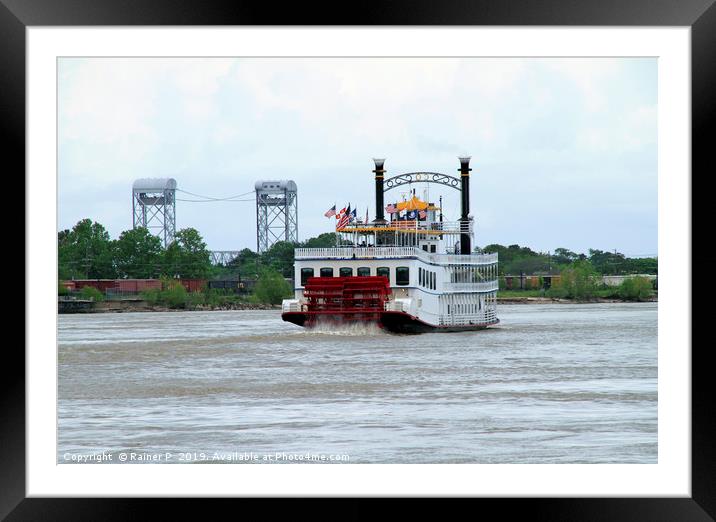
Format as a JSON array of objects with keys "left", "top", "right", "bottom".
[
  {"left": 300, "top": 268, "right": 314, "bottom": 286},
  {"left": 396, "top": 266, "right": 410, "bottom": 286},
  {"left": 320, "top": 267, "right": 334, "bottom": 278},
  {"left": 357, "top": 267, "right": 371, "bottom": 277},
  {"left": 377, "top": 267, "right": 390, "bottom": 282},
  {"left": 419, "top": 267, "right": 423, "bottom": 286},
  {"left": 339, "top": 267, "right": 353, "bottom": 277},
  {"left": 430, "top": 244, "right": 436, "bottom": 253}
]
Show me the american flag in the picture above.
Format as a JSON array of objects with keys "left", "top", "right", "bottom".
[
  {"left": 336, "top": 204, "right": 351, "bottom": 229},
  {"left": 324, "top": 204, "right": 336, "bottom": 218},
  {"left": 385, "top": 203, "right": 397, "bottom": 214}
]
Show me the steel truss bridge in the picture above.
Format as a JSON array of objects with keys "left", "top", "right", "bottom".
[{"left": 210, "top": 251, "right": 242, "bottom": 265}]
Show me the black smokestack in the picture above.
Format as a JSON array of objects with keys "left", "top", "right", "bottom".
[
  {"left": 459, "top": 156, "right": 471, "bottom": 254},
  {"left": 373, "top": 158, "right": 387, "bottom": 224}
]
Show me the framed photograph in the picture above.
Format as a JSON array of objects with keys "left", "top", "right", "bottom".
[{"left": 9, "top": 0, "right": 713, "bottom": 518}]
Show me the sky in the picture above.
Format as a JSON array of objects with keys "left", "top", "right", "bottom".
[{"left": 58, "top": 57, "right": 657, "bottom": 257}]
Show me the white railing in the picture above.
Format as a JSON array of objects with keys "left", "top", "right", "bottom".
[
  {"left": 295, "top": 246, "right": 417, "bottom": 259},
  {"left": 339, "top": 220, "right": 472, "bottom": 235},
  {"left": 419, "top": 251, "right": 498, "bottom": 266},
  {"left": 438, "top": 310, "right": 498, "bottom": 326},
  {"left": 281, "top": 299, "right": 301, "bottom": 313},
  {"left": 384, "top": 301, "right": 405, "bottom": 312},
  {"left": 295, "top": 247, "right": 498, "bottom": 266},
  {"left": 443, "top": 281, "right": 499, "bottom": 292}
]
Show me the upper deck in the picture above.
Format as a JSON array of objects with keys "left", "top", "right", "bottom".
[
  {"left": 337, "top": 219, "right": 472, "bottom": 236},
  {"left": 294, "top": 246, "right": 497, "bottom": 266}
]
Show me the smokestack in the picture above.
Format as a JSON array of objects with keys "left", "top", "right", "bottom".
[
  {"left": 373, "top": 158, "right": 387, "bottom": 224},
  {"left": 459, "top": 156, "right": 471, "bottom": 254}
]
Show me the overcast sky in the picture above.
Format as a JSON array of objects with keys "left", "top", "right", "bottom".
[{"left": 58, "top": 57, "right": 657, "bottom": 256}]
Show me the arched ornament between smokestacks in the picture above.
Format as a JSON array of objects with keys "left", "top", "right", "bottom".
[{"left": 383, "top": 172, "right": 461, "bottom": 192}]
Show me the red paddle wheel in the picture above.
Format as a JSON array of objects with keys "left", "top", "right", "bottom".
[{"left": 286, "top": 276, "right": 392, "bottom": 327}]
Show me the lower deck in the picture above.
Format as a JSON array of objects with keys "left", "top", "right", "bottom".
[{"left": 282, "top": 309, "right": 499, "bottom": 334}]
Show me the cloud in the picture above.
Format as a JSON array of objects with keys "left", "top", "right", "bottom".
[{"left": 58, "top": 57, "right": 657, "bottom": 255}]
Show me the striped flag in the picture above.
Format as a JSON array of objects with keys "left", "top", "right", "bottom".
[
  {"left": 337, "top": 204, "right": 351, "bottom": 229},
  {"left": 324, "top": 204, "right": 336, "bottom": 218},
  {"left": 386, "top": 203, "right": 397, "bottom": 214}
]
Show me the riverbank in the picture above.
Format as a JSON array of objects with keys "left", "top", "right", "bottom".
[
  {"left": 496, "top": 296, "right": 657, "bottom": 304},
  {"left": 63, "top": 299, "right": 281, "bottom": 313},
  {"left": 61, "top": 296, "right": 656, "bottom": 313}
]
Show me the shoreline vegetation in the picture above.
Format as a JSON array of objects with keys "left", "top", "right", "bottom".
[
  {"left": 64, "top": 278, "right": 658, "bottom": 313},
  {"left": 63, "top": 296, "right": 657, "bottom": 314},
  {"left": 64, "top": 287, "right": 657, "bottom": 314}
]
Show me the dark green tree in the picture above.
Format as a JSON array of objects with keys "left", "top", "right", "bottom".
[
  {"left": 589, "top": 249, "right": 628, "bottom": 275},
  {"left": 58, "top": 219, "right": 115, "bottom": 279},
  {"left": 302, "top": 232, "right": 345, "bottom": 248},
  {"left": 260, "top": 241, "right": 297, "bottom": 278},
  {"left": 552, "top": 247, "right": 579, "bottom": 266},
  {"left": 163, "top": 228, "right": 212, "bottom": 278},
  {"left": 114, "top": 227, "right": 163, "bottom": 279}
]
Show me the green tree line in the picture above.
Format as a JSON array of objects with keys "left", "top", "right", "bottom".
[
  {"left": 547, "top": 260, "right": 655, "bottom": 301},
  {"left": 59, "top": 219, "right": 213, "bottom": 280},
  {"left": 59, "top": 219, "right": 344, "bottom": 281},
  {"left": 479, "top": 244, "right": 657, "bottom": 276}
]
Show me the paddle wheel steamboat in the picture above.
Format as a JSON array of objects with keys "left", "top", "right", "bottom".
[{"left": 281, "top": 157, "right": 499, "bottom": 333}]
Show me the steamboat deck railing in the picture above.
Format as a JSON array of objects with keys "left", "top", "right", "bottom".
[
  {"left": 443, "top": 281, "right": 499, "bottom": 292},
  {"left": 437, "top": 310, "right": 498, "bottom": 326},
  {"left": 294, "top": 247, "right": 497, "bottom": 266},
  {"left": 339, "top": 220, "right": 472, "bottom": 234}
]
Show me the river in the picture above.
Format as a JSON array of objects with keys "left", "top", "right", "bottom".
[{"left": 58, "top": 303, "right": 657, "bottom": 464}]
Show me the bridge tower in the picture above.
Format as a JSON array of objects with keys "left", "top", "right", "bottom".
[
  {"left": 255, "top": 180, "right": 298, "bottom": 253},
  {"left": 132, "top": 178, "right": 177, "bottom": 248}
]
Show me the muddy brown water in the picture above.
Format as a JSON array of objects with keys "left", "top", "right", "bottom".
[{"left": 58, "top": 303, "right": 657, "bottom": 463}]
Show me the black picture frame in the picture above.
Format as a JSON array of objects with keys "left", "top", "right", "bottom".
[{"left": 5, "top": 0, "right": 713, "bottom": 519}]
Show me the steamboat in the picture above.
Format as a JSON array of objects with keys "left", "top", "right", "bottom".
[{"left": 281, "top": 157, "right": 499, "bottom": 333}]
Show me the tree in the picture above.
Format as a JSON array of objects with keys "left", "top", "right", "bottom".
[
  {"left": 227, "top": 248, "right": 259, "bottom": 274},
  {"left": 260, "top": 241, "right": 296, "bottom": 278},
  {"left": 618, "top": 276, "right": 654, "bottom": 301},
  {"left": 481, "top": 243, "right": 549, "bottom": 275},
  {"left": 552, "top": 248, "right": 579, "bottom": 266},
  {"left": 58, "top": 219, "right": 115, "bottom": 279},
  {"left": 253, "top": 267, "right": 292, "bottom": 305},
  {"left": 114, "top": 227, "right": 163, "bottom": 279},
  {"left": 588, "top": 249, "right": 627, "bottom": 275},
  {"left": 550, "top": 259, "right": 600, "bottom": 300},
  {"left": 302, "top": 232, "right": 346, "bottom": 248},
  {"left": 163, "top": 228, "right": 212, "bottom": 279}
]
